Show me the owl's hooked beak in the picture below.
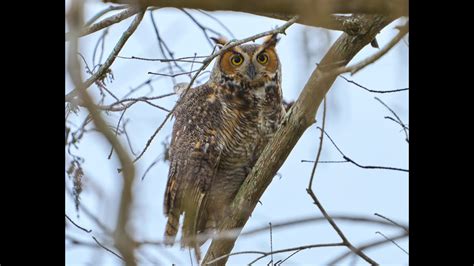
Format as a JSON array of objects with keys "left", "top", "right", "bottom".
[{"left": 246, "top": 63, "right": 257, "bottom": 80}]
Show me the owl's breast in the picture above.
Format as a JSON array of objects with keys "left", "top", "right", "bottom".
[{"left": 217, "top": 101, "right": 261, "bottom": 167}]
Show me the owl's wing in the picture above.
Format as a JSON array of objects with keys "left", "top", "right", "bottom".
[{"left": 163, "top": 84, "right": 222, "bottom": 254}]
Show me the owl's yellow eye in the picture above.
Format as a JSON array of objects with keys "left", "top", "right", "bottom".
[
  {"left": 257, "top": 53, "right": 268, "bottom": 64},
  {"left": 230, "top": 54, "right": 244, "bottom": 66}
]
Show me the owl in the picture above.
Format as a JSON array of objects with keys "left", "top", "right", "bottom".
[{"left": 163, "top": 34, "right": 286, "bottom": 260}]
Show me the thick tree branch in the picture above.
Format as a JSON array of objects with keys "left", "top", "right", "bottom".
[
  {"left": 334, "top": 22, "right": 408, "bottom": 75},
  {"left": 102, "top": 0, "right": 408, "bottom": 20},
  {"left": 101, "top": 0, "right": 406, "bottom": 35},
  {"left": 202, "top": 14, "right": 393, "bottom": 265},
  {"left": 85, "top": 5, "right": 128, "bottom": 26}
]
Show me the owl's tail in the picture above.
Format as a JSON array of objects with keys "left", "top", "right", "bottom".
[
  {"left": 164, "top": 210, "right": 180, "bottom": 245},
  {"left": 180, "top": 192, "right": 206, "bottom": 262}
]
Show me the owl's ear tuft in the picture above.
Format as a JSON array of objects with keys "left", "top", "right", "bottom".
[
  {"left": 210, "top": 36, "right": 229, "bottom": 49},
  {"left": 262, "top": 34, "right": 280, "bottom": 48}
]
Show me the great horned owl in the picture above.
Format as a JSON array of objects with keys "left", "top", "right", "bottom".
[{"left": 163, "top": 34, "right": 285, "bottom": 259}]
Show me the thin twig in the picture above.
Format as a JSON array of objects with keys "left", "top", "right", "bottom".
[
  {"left": 196, "top": 9, "right": 236, "bottom": 39},
  {"left": 343, "top": 155, "right": 408, "bottom": 172},
  {"left": 65, "top": 214, "right": 92, "bottom": 233},
  {"left": 328, "top": 232, "right": 408, "bottom": 264},
  {"left": 374, "top": 213, "right": 408, "bottom": 233},
  {"left": 275, "top": 249, "right": 302, "bottom": 265},
  {"left": 180, "top": 9, "right": 222, "bottom": 47},
  {"left": 122, "top": 119, "right": 138, "bottom": 156},
  {"left": 66, "top": 188, "right": 113, "bottom": 234},
  {"left": 66, "top": 9, "right": 146, "bottom": 102},
  {"left": 269, "top": 222, "right": 274, "bottom": 266},
  {"left": 149, "top": 10, "right": 188, "bottom": 84},
  {"left": 375, "top": 97, "right": 409, "bottom": 143},
  {"left": 249, "top": 243, "right": 344, "bottom": 265},
  {"left": 306, "top": 103, "right": 377, "bottom": 264},
  {"left": 339, "top": 75, "right": 408, "bottom": 93},
  {"left": 375, "top": 231, "right": 408, "bottom": 255},
  {"left": 141, "top": 155, "right": 162, "bottom": 180},
  {"left": 319, "top": 127, "right": 409, "bottom": 172},
  {"left": 308, "top": 97, "right": 326, "bottom": 190},
  {"left": 92, "top": 236, "right": 125, "bottom": 261},
  {"left": 66, "top": 235, "right": 97, "bottom": 248},
  {"left": 148, "top": 69, "right": 200, "bottom": 77},
  {"left": 205, "top": 243, "right": 344, "bottom": 265},
  {"left": 117, "top": 55, "right": 205, "bottom": 63},
  {"left": 301, "top": 159, "right": 348, "bottom": 164},
  {"left": 385, "top": 116, "right": 409, "bottom": 131},
  {"left": 65, "top": 205, "right": 125, "bottom": 261},
  {"left": 107, "top": 110, "right": 128, "bottom": 159},
  {"left": 92, "top": 28, "right": 109, "bottom": 67},
  {"left": 103, "top": 93, "right": 175, "bottom": 110},
  {"left": 306, "top": 188, "right": 377, "bottom": 264}
]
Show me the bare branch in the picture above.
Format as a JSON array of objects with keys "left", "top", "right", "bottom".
[
  {"left": 66, "top": 214, "right": 92, "bottom": 233},
  {"left": 92, "top": 236, "right": 126, "bottom": 261},
  {"left": 107, "top": 110, "right": 128, "bottom": 159},
  {"left": 102, "top": 0, "right": 408, "bottom": 26},
  {"left": 317, "top": 127, "right": 409, "bottom": 172},
  {"left": 269, "top": 222, "right": 274, "bottom": 266},
  {"left": 305, "top": 189, "right": 377, "bottom": 264},
  {"left": 197, "top": 9, "right": 235, "bottom": 39},
  {"left": 98, "top": 93, "right": 175, "bottom": 112},
  {"left": 117, "top": 55, "right": 206, "bottom": 63},
  {"left": 85, "top": 5, "right": 128, "bottom": 26},
  {"left": 308, "top": 98, "right": 326, "bottom": 191},
  {"left": 385, "top": 116, "right": 409, "bottom": 131},
  {"left": 66, "top": 7, "right": 141, "bottom": 41},
  {"left": 305, "top": 95, "right": 377, "bottom": 264},
  {"left": 65, "top": 208, "right": 125, "bottom": 261},
  {"left": 180, "top": 8, "right": 222, "bottom": 47},
  {"left": 205, "top": 243, "right": 344, "bottom": 265},
  {"left": 374, "top": 97, "right": 409, "bottom": 143},
  {"left": 66, "top": 188, "right": 113, "bottom": 235},
  {"left": 148, "top": 69, "right": 200, "bottom": 77},
  {"left": 375, "top": 231, "right": 408, "bottom": 255},
  {"left": 334, "top": 22, "right": 408, "bottom": 75},
  {"left": 338, "top": 75, "right": 408, "bottom": 94},
  {"left": 328, "top": 232, "right": 408, "bottom": 264},
  {"left": 92, "top": 28, "right": 109, "bottom": 67},
  {"left": 374, "top": 213, "right": 408, "bottom": 233},
  {"left": 66, "top": 9, "right": 146, "bottom": 103},
  {"left": 149, "top": 10, "right": 187, "bottom": 85}
]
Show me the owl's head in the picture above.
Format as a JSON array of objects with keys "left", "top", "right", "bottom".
[{"left": 209, "top": 34, "right": 281, "bottom": 86}]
